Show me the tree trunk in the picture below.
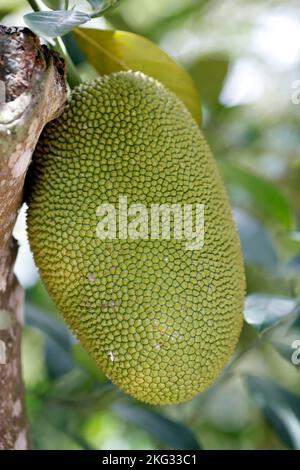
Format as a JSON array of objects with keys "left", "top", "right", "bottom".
[{"left": 0, "top": 26, "right": 67, "bottom": 450}]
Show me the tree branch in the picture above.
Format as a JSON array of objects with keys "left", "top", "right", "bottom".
[{"left": 0, "top": 25, "right": 67, "bottom": 450}]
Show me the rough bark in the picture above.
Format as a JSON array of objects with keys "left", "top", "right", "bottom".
[{"left": 0, "top": 26, "right": 67, "bottom": 450}]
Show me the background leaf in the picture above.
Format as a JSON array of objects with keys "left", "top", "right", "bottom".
[
  {"left": 244, "top": 294, "right": 298, "bottom": 333},
  {"left": 235, "top": 209, "right": 278, "bottom": 269},
  {"left": 73, "top": 28, "right": 201, "bottom": 124},
  {"left": 87, "top": 0, "right": 121, "bottom": 16},
  {"left": 44, "top": 336, "right": 75, "bottom": 379},
  {"left": 25, "top": 302, "right": 72, "bottom": 347},
  {"left": 113, "top": 403, "right": 201, "bottom": 450},
  {"left": 25, "top": 302, "right": 75, "bottom": 378},
  {"left": 246, "top": 375, "right": 300, "bottom": 449},
  {"left": 0, "top": 0, "right": 24, "bottom": 15},
  {"left": 188, "top": 56, "right": 229, "bottom": 108},
  {"left": 24, "top": 10, "right": 91, "bottom": 38},
  {"left": 221, "top": 160, "right": 294, "bottom": 230},
  {"left": 271, "top": 340, "right": 300, "bottom": 369},
  {"left": 43, "top": 0, "right": 63, "bottom": 9},
  {"left": 72, "top": 343, "right": 106, "bottom": 381}
]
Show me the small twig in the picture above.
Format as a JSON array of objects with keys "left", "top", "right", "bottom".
[
  {"left": 26, "top": 0, "right": 81, "bottom": 89},
  {"left": 54, "top": 37, "right": 81, "bottom": 89},
  {"left": 27, "top": 0, "right": 40, "bottom": 12}
]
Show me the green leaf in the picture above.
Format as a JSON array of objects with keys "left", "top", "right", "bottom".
[
  {"left": 87, "top": 0, "right": 103, "bottom": 8},
  {"left": 188, "top": 56, "right": 229, "bottom": 108},
  {"left": 45, "top": 336, "right": 75, "bottom": 379},
  {"left": 51, "top": 425, "right": 94, "bottom": 450},
  {"left": 271, "top": 340, "right": 300, "bottom": 369},
  {"left": 291, "top": 313, "right": 300, "bottom": 329},
  {"left": 47, "top": 368, "right": 95, "bottom": 399},
  {"left": 235, "top": 209, "right": 277, "bottom": 269},
  {"left": 72, "top": 343, "right": 106, "bottom": 381},
  {"left": 26, "top": 281, "right": 59, "bottom": 314},
  {"left": 24, "top": 10, "right": 91, "bottom": 38},
  {"left": 244, "top": 294, "right": 298, "bottom": 334},
  {"left": 73, "top": 28, "right": 201, "bottom": 124},
  {"left": 47, "top": 369, "right": 119, "bottom": 409},
  {"left": 141, "top": 1, "right": 210, "bottom": 42},
  {"left": 246, "top": 375, "right": 300, "bottom": 450},
  {"left": 220, "top": 160, "right": 294, "bottom": 230},
  {"left": 25, "top": 302, "right": 75, "bottom": 377},
  {"left": 87, "top": 0, "right": 121, "bottom": 16},
  {"left": 42, "top": 0, "right": 63, "bottom": 9},
  {"left": 25, "top": 302, "right": 72, "bottom": 349},
  {"left": 113, "top": 404, "right": 201, "bottom": 450}
]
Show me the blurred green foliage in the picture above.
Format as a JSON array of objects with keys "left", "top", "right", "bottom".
[{"left": 2, "top": 0, "right": 300, "bottom": 450}]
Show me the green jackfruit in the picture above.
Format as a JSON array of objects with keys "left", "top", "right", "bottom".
[{"left": 27, "top": 71, "right": 245, "bottom": 405}]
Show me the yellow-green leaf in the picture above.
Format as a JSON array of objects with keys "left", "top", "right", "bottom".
[{"left": 73, "top": 28, "right": 201, "bottom": 124}]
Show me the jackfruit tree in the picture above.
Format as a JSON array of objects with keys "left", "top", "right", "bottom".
[
  {"left": 0, "top": 0, "right": 244, "bottom": 446},
  {"left": 0, "top": 25, "right": 66, "bottom": 449},
  {"left": 0, "top": 0, "right": 299, "bottom": 452}
]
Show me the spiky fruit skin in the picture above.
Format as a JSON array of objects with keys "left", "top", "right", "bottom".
[{"left": 27, "top": 72, "right": 245, "bottom": 405}]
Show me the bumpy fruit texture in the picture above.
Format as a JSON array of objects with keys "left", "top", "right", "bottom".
[{"left": 27, "top": 72, "right": 245, "bottom": 405}]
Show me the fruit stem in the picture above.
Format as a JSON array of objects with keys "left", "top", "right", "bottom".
[
  {"left": 53, "top": 37, "right": 82, "bottom": 89},
  {"left": 27, "top": 0, "right": 39, "bottom": 11},
  {"left": 26, "top": 0, "right": 82, "bottom": 89}
]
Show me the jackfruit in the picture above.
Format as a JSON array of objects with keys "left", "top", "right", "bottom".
[{"left": 27, "top": 71, "right": 245, "bottom": 405}]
